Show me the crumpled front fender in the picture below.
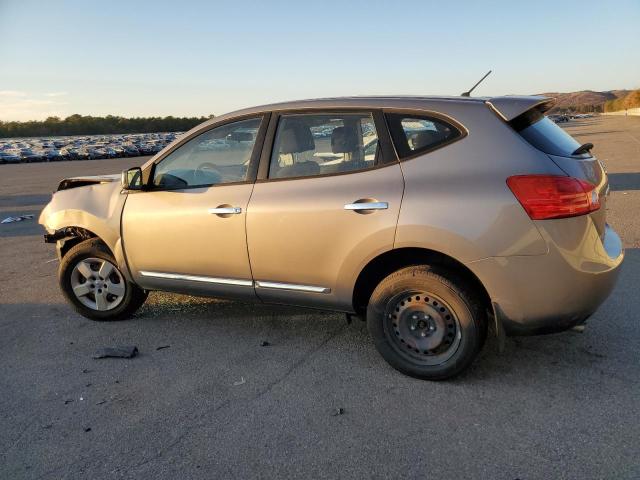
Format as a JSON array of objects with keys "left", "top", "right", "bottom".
[{"left": 39, "top": 182, "right": 129, "bottom": 275}]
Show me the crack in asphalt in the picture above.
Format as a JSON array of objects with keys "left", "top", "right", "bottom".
[{"left": 123, "top": 323, "right": 349, "bottom": 476}]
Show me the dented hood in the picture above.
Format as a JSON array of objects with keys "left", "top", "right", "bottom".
[
  {"left": 57, "top": 173, "right": 120, "bottom": 192},
  {"left": 39, "top": 175, "right": 125, "bottom": 246}
]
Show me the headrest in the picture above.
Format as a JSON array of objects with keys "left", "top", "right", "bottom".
[
  {"left": 279, "top": 123, "right": 315, "bottom": 154},
  {"left": 410, "top": 130, "right": 444, "bottom": 151},
  {"left": 331, "top": 126, "right": 358, "bottom": 153}
]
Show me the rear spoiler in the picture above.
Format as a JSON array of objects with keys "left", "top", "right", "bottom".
[{"left": 485, "top": 96, "right": 555, "bottom": 122}]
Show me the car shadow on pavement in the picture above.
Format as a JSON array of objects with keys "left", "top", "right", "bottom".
[
  {"left": 0, "top": 193, "right": 51, "bottom": 208},
  {"left": 3, "top": 251, "right": 635, "bottom": 386},
  {"left": 129, "top": 248, "right": 638, "bottom": 384},
  {"left": 572, "top": 130, "right": 621, "bottom": 137},
  {"left": 607, "top": 172, "right": 640, "bottom": 191}
]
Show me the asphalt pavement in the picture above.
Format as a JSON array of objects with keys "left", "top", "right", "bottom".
[{"left": 1, "top": 117, "right": 639, "bottom": 479}]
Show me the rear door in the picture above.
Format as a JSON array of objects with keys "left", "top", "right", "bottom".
[{"left": 246, "top": 110, "right": 404, "bottom": 311}]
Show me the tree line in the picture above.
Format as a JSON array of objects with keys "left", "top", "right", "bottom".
[
  {"left": 604, "top": 89, "right": 640, "bottom": 112},
  {"left": 0, "top": 114, "right": 214, "bottom": 138}
]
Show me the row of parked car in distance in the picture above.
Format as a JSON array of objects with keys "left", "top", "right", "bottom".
[
  {"left": 0, "top": 132, "right": 182, "bottom": 164},
  {"left": 548, "top": 113, "right": 596, "bottom": 123},
  {"left": 0, "top": 112, "right": 594, "bottom": 164}
]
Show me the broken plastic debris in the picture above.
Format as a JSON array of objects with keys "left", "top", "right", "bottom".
[
  {"left": 92, "top": 346, "right": 138, "bottom": 359},
  {"left": 260, "top": 341, "right": 271, "bottom": 347},
  {"left": 1, "top": 214, "right": 34, "bottom": 224},
  {"left": 233, "top": 376, "right": 246, "bottom": 386},
  {"left": 331, "top": 407, "right": 345, "bottom": 416}
]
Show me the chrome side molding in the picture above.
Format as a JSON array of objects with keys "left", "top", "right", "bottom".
[
  {"left": 139, "top": 271, "right": 253, "bottom": 287},
  {"left": 138, "top": 271, "right": 330, "bottom": 293},
  {"left": 255, "top": 280, "right": 331, "bottom": 294}
]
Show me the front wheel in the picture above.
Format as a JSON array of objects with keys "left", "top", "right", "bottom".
[
  {"left": 367, "top": 266, "right": 487, "bottom": 380},
  {"left": 59, "top": 239, "right": 148, "bottom": 321}
]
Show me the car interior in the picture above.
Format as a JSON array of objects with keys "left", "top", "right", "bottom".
[
  {"left": 152, "top": 120, "right": 260, "bottom": 188},
  {"left": 270, "top": 115, "right": 378, "bottom": 179},
  {"left": 399, "top": 118, "right": 457, "bottom": 153},
  {"left": 270, "top": 122, "right": 320, "bottom": 179}
]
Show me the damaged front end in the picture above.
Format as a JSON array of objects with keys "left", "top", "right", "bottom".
[
  {"left": 56, "top": 174, "right": 121, "bottom": 192},
  {"left": 43, "top": 226, "right": 89, "bottom": 244},
  {"left": 44, "top": 226, "right": 97, "bottom": 261},
  {"left": 39, "top": 174, "right": 130, "bottom": 274}
]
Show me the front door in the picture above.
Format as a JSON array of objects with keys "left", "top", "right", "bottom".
[
  {"left": 246, "top": 111, "right": 404, "bottom": 310},
  {"left": 122, "top": 115, "right": 267, "bottom": 299}
]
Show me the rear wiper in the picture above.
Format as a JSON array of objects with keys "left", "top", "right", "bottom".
[{"left": 572, "top": 142, "right": 593, "bottom": 155}]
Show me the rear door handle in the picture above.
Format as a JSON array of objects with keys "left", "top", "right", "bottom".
[
  {"left": 208, "top": 206, "right": 242, "bottom": 215},
  {"left": 344, "top": 201, "right": 388, "bottom": 211}
]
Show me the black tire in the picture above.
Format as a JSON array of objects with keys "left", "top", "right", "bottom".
[
  {"left": 58, "top": 238, "right": 147, "bottom": 321},
  {"left": 367, "top": 265, "right": 487, "bottom": 380}
]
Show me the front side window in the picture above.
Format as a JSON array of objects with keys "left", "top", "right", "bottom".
[
  {"left": 269, "top": 113, "right": 379, "bottom": 179},
  {"left": 386, "top": 113, "right": 462, "bottom": 159},
  {"left": 153, "top": 117, "right": 262, "bottom": 188}
]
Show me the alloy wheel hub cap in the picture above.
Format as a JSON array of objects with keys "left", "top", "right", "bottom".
[{"left": 70, "top": 257, "right": 126, "bottom": 311}]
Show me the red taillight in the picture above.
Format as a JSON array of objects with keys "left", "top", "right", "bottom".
[{"left": 506, "top": 175, "right": 600, "bottom": 220}]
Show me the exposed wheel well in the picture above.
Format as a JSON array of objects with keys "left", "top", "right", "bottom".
[
  {"left": 57, "top": 227, "right": 107, "bottom": 258},
  {"left": 352, "top": 248, "right": 492, "bottom": 317}
]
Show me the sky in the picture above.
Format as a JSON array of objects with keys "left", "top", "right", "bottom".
[{"left": 0, "top": 0, "right": 639, "bottom": 121}]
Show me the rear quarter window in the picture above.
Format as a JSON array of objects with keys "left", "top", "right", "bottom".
[
  {"left": 510, "top": 109, "right": 582, "bottom": 157},
  {"left": 385, "top": 113, "right": 462, "bottom": 159}
]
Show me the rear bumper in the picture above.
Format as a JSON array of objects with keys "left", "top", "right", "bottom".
[{"left": 468, "top": 220, "right": 624, "bottom": 335}]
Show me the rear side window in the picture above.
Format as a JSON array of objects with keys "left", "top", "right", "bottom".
[
  {"left": 510, "top": 109, "right": 582, "bottom": 157},
  {"left": 386, "top": 113, "right": 462, "bottom": 159},
  {"left": 268, "top": 113, "right": 379, "bottom": 179}
]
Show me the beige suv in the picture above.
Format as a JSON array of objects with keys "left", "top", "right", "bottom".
[{"left": 40, "top": 96, "right": 624, "bottom": 379}]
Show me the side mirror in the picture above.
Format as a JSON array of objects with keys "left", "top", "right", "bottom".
[{"left": 121, "top": 167, "right": 143, "bottom": 190}]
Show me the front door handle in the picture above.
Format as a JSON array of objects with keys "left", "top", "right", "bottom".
[
  {"left": 344, "top": 201, "right": 388, "bottom": 212},
  {"left": 208, "top": 206, "right": 242, "bottom": 215}
]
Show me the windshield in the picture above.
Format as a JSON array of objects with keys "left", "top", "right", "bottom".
[{"left": 510, "top": 109, "right": 583, "bottom": 157}]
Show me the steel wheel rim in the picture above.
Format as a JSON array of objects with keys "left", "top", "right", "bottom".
[
  {"left": 384, "top": 290, "right": 462, "bottom": 366},
  {"left": 70, "top": 257, "right": 126, "bottom": 311}
]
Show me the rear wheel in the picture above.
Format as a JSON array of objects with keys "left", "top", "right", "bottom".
[
  {"left": 367, "top": 266, "right": 487, "bottom": 380},
  {"left": 59, "top": 239, "right": 147, "bottom": 321}
]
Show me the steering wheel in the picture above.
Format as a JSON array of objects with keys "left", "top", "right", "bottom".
[{"left": 194, "top": 162, "right": 223, "bottom": 184}]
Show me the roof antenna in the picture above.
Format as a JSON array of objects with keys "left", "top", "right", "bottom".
[{"left": 461, "top": 70, "right": 492, "bottom": 97}]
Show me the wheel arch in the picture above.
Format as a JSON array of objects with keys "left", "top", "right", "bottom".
[
  {"left": 53, "top": 226, "right": 105, "bottom": 259},
  {"left": 352, "top": 247, "right": 492, "bottom": 318},
  {"left": 48, "top": 224, "right": 132, "bottom": 282}
]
